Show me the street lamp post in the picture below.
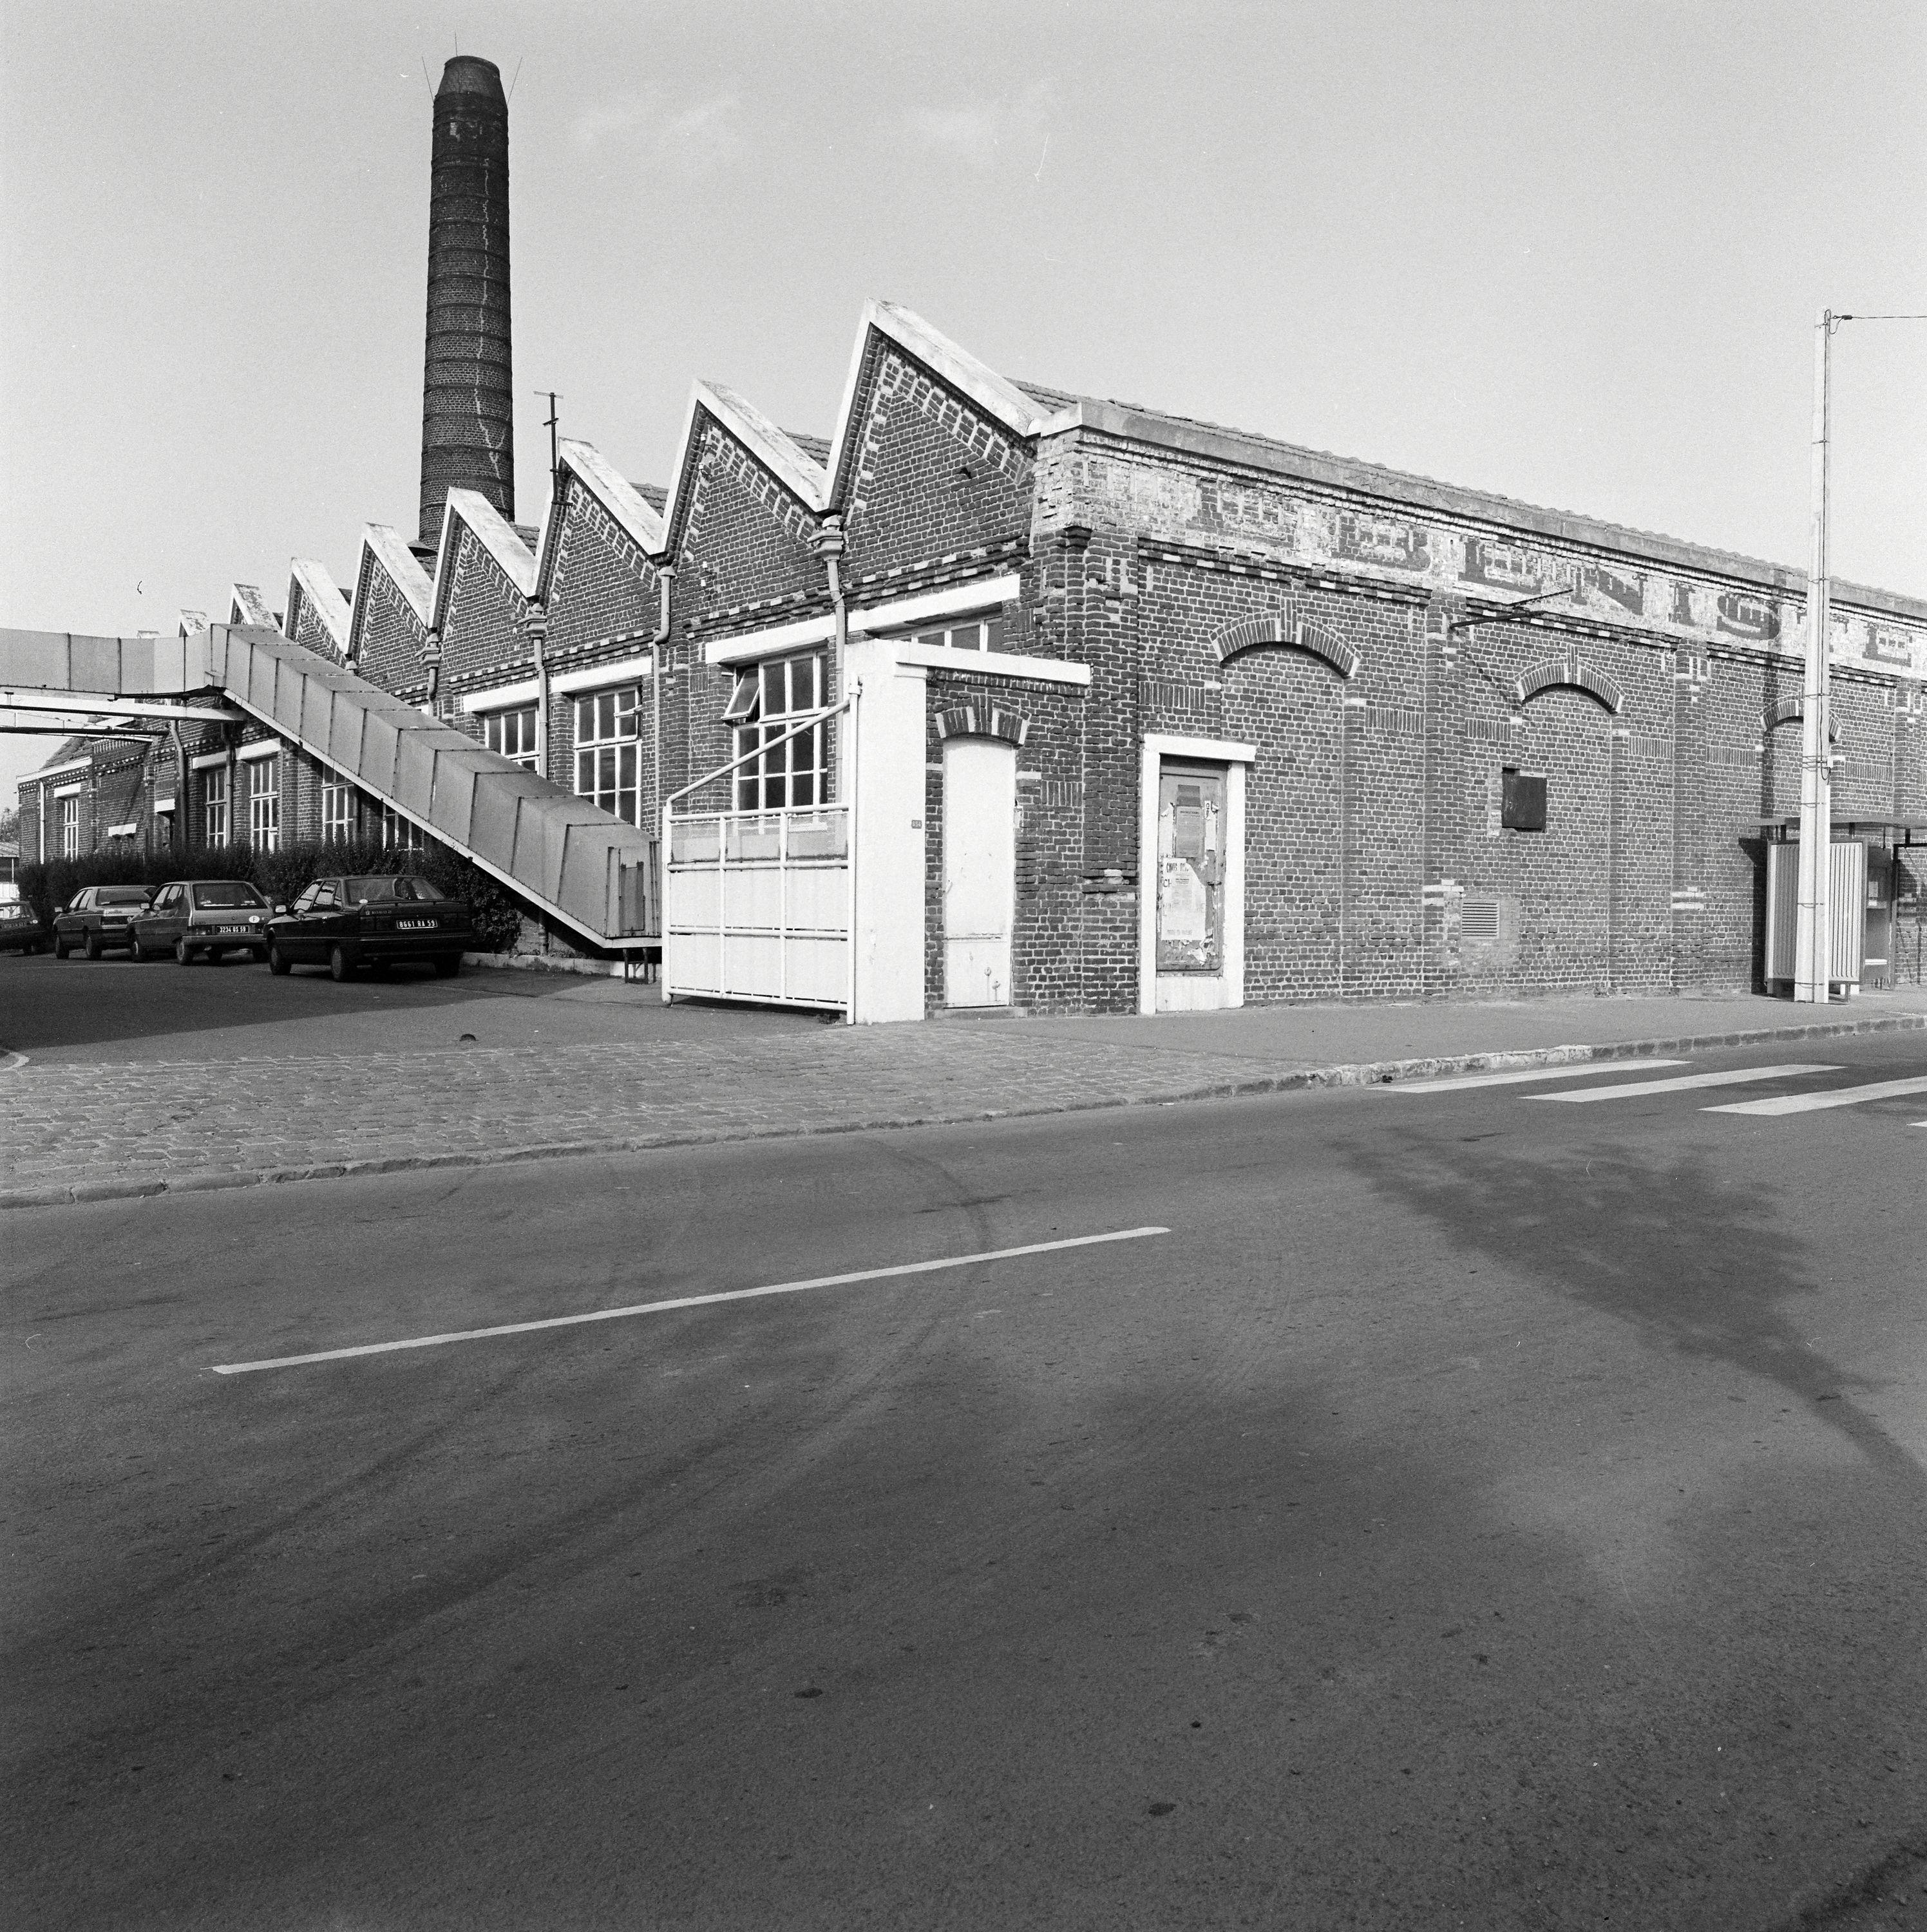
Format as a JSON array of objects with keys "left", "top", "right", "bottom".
[{"left": 1793, "top": 310, "right": 1835, "bottom": 1003}]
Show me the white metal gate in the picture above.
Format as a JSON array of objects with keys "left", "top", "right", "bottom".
[{"left": 664, "top": 804, "right": 850, "bottom": 1009}]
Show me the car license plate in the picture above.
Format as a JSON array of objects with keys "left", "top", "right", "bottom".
[
  {"left": 397, "top": 918, "right": 437, "bottom": 931},
  {"left": 219, "top": 924, "right": 251, "bottom": 934}
]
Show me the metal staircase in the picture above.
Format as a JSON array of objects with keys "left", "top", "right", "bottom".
[{"left": 3, "top": 623, "right": 658, "bottom": 951}]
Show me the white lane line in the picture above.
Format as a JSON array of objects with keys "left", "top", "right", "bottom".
[
  {"left": 1383, "top": 1060, "right": 1687, "bottom": 1094},
  {"left": 1704, "top": 1075, "right": 1927, "bottom": 1118},
  {"left": 1530, "top": 1063, "right": 1841, "bottom": 1103},
  {"left": 210, "top": 1226, "right": 1172, "bottom": 1376}
]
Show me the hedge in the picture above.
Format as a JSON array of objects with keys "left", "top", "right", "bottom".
[{"left": 19, "top": 837, "right": 526, "bottom": 952}]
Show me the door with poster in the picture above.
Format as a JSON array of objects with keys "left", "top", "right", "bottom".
[{"left": 1156, "top": 762, "right": 1224, "bottom": 974}]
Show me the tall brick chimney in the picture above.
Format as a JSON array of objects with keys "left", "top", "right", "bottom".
[{"left": 418, "top": 55, "right": 514, "bottom": 554}]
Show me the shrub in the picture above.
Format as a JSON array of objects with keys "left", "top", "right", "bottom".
[{"left": 20, "top": 837, "right": 525, "bottom": 952}]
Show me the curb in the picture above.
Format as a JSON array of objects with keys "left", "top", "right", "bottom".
[{"left": 3, "top": 1009, "right": 1922, "bottom": 1213}]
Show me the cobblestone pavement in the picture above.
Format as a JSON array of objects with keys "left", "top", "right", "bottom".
[{"left": 5, "top": 985, "right": 1924, "bottom": 1208}]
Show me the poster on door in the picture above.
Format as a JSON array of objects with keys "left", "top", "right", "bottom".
[{"left": 1157, "top": 766, "right": 1223, "bottom": 973}]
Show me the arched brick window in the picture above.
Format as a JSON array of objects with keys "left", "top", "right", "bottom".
[
  {"left": 933, "top": 704, "right": 1029, "bottom": 747},
  {"left": 1512, "top": 655, "right": 1623, "bottom": 714},
  {"left": 1212, "top": 600, "right": 1360, "bottom": 679}
]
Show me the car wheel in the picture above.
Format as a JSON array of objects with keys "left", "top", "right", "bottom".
[
  {"left": 175, "top": 938, "right": 193, "bottom": 965},
  {"left": 84, "top": 931, "right": 102, "bottom": 960},
  {"left": 433, "top": 954, "right": 462, "bottom": 978},
  {"left": 128, "top": 931, "right": 146, "bottom": 962},
  {"left": 53, "top": 936, "right": 68, "bottom": 960},
  {"left": 328, "top": 943, "right": 353, "bottom": 983},
  {"left": 267, "top": 943, "right": 291, "bottom": 976}
]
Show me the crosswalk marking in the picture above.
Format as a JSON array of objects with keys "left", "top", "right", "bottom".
[
  {"left": 1704, "top": 1075, "right": 1927, "bottom": 1118},
  {"left": 1530, "top": 1064, "right": 1840, "bottom": 1103},
  {"left": 1385, "top": 1060, "right": 1686, "bottom": 1094}
]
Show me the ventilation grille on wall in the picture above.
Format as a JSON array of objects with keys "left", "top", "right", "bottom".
[{"left": 1462, "top": 895, "right": 1501, "bottom": 942}]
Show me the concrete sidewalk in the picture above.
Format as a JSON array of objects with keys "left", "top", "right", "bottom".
[{"left": 4, "top": 985, "right": 1924, "bottom": 1209}]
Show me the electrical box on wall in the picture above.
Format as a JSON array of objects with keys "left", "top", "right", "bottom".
[{"left": 1501, "top": 768, "right": 1547, "bottom": 831}]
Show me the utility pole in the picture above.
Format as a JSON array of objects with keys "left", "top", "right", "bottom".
[{"left": 1793, "top": 311, "right": 1835, "bottom": 1002}]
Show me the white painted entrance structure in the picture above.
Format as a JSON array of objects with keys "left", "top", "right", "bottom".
[{"left": 669, "top": 581, "right": 1088, "bottom": 1021}]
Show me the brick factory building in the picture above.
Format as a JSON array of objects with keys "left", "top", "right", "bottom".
[{"left": 17, "top": 67, "right": 1927, "bottom": 1014}]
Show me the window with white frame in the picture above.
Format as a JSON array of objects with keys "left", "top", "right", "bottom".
[
  {"left": 377, "top": 802, "right": 422, "bottom": 851},
  {"left": 247, "top": 755, "right": 280, "bottom": 851},
  {"left": 574, "top": 686, "right": 641, "bottom": 824},
  {"left": 729, "top": 652, "right": 826, "bottom": 811},
  {"left": 321, "top": 781, "right": 359, "bottom": 844},
  {"left": 902, "top": 612, "right": 1005, "bottom": 654},
  {"left": 204, "top": 766, "right": 229, "bottom": 848},
  {"left": 57, "top": 794, "right": 81, "bottom": 857},
  {"left": 484, "top": 704, "right": 540, "bottom": 772}
]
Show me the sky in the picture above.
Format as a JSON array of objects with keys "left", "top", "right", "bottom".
[{"left": 3, "top": 0, "right": 1923, "bottom": 797}]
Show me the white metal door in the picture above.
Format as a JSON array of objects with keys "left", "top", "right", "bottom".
[{"left": 943, "top": 737, "right": 1015, "bottom": 1007}]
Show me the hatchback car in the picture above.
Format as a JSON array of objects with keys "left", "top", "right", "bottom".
[
  {"left": 53, "top": 885, "right": 153, "bottom": 959},
  {"left": 128, "top": 879, "right": 272, "bottom": 963},
  {"left": 266, "top": 874, "right": 473, "bottom": 980},
  {"left": 0, "top": 897, "right": 48, "bottom": 954}
]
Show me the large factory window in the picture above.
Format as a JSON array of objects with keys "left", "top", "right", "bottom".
[
  {"left": 484, "top": 703, "right": 540, "bottom": 772},
  {"left": 204, "top": 767, "right": 229, "bottom": 848},
  {"left": 730, "top": 651, "right": 826, "bottom": 810},
  {"left": 321, "top": 781, "right": 360, "bottom": 844},
  {"left": 247, "top": 755, "right": 280, "bottom": 851},
  {"left": 575, "top": 687, "right": 641, "bottom": 824}
]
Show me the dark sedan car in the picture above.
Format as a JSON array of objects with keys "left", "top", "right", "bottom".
[
  {"left": 265, "top": 875, "right": 472, "bottom": 980},
  {"left": 0, "top": 897, "right": 49, "bottom": 954},
  {"left": 127, "top": 878, "right": 272, "bottom": 963},
  {"left": 52, "top": 884, "right": 153, "bottom": 959}
]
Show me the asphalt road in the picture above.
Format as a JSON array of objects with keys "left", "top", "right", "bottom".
[{"left": 6, "top": 1038, "right": 1925, "bottom": 1930}]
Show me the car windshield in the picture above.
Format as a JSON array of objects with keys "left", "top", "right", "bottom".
[
  {"left": 97, "top": 889, "right": 149, "bottom": 906},
  {"left": 191, "top": 882, "right": 265, "bottom": 909},
  {"left": 345, "top": 876, "right": 445, "bottom": 904}
]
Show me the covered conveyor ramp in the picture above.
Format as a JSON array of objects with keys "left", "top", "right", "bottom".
[{"left": 1, "top": 624, "right": 659, "bottom": 951}]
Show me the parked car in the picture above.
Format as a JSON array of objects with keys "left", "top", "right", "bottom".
[
  {"left": 127, "top": 879, "right": 272, "bottom": 963},
  {"left": 52, "top": 885, "right": 154, "bottom": 960},
  {"left": 0, "top": 897, "right": 49, "bottom": 954},
  {"left": 265, "top": 874, "right": 472, "bottom": 980}
]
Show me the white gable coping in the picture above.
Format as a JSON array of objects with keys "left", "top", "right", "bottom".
[
  {"left": 663, "top": 381, "right": 833, "bottom": 544},
  {"left": 824, "top": 300, "right": 1053, "bottom": 502},
  {"left": 435, "top": 489, "right": 538, "bottom": 629},
  {"left": 287, "top": 560, "right": 351, "bottom": 652},
  {"left": 230, "top": 584, "right": 277, "bottom": 628},
  {"left": 557, "top": 439, "right": 665, "bottom": 556},
  {"left": 356, "top": 525, "right": 435, "bottom": 630},
  {"left": 33, "top": 757, "right": 91, "bottom": 783}
]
